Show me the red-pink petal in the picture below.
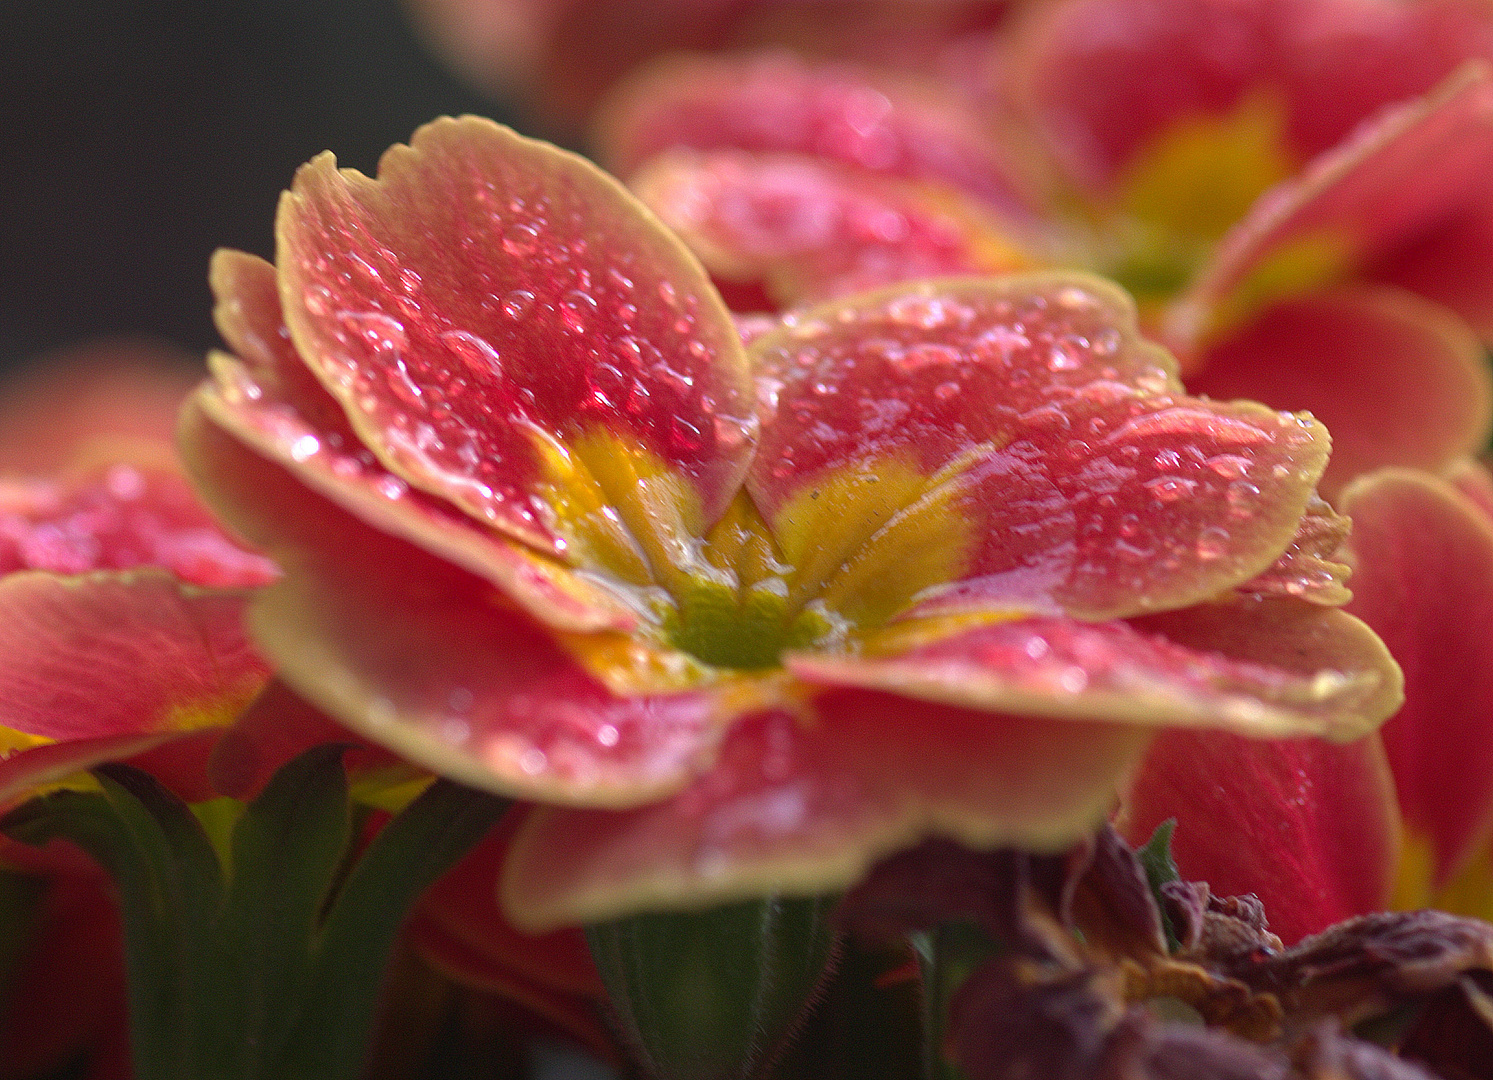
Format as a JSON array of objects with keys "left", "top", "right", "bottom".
[
  {"left": 277, "top": 115, "right": 756, "bottom": 554},
  {"left": 1186, "top": 286, "right": 1492, "bottom": 497},
  {"left": 502, "top": 698, "right": 1150, "bottom": 930},
  {"left": 1369, "top": 188, "right": 1493, "bottom": 343},
  {"left": 1172, "top": 64, "right": 1493, "bottom": 348},
  {"left": 1341, "top": 468, "right": 1493, "bottom": 889},
  {"left": 1118, "top": 729, "right": 1401, "bottom": 944},
  {"left": 184, "top": 403, "right": 725, "bottom": 808},
  {"left": 631, "top": 149, "right": 1028, "bottom": 307},
  {"left": 793, "top": 596, "right": 1398, "bottom": 742},
  {"left": 0, "top": 457, "right": 277, "bottom": 589},
  {"left": 0, "top": 569, "right": 268, "bottom": 745},
  {"left": 0, "top": 732, "right": 181, "bottom": 811},
  {"left": 747, "top": 275, "right": 1330, "bottom": 620},
  {"left": 1014, "top": 0, "right": 1493, "bottom": 192},
  {"left": 598, "top": 51, "right": 1029, "bottom": 212},
  {"left": 0, "top": 340, "right": 197, "bottom": 473},
  {"left": 192, "top": 370, "right": 632, "bottom": 634}
]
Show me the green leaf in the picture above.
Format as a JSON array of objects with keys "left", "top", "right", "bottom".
[
  {"left": 587, "top": 896, "right": 841, "bottom": 1080},
  {"left": 277, "top": 779, "right": 510, "bottom": 1080},
  {"left": 0, "top": 771, "right": 226, "bottom": 1080},
  {"left": 198, "top": 744, "right": 355, "bottom": 1077},
  {"left": 1136, "top": 818, "right": 1181, "bottom": 951}
]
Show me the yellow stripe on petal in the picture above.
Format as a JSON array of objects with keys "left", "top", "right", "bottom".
[
  {"left": 0, "top": 727, "right": 52, "bottom": 756},
  {"left": 1115, "top": 93, "right": 1294, "bottom": 244},
  {"left": 773, "top": 453, "right": 981, "bottom": 628},
  {"left": 1433, "top": 843, "right": 1493, "bottom": 923}
]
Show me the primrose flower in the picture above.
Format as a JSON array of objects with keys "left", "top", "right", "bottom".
[
  {"left": 1121, "top": 460, "right": 1493, "bottom": 945},
  {"left": 181, "top": 115, "right": 1401, "bottom": 931},
  {"left": 401, "top": 0, "right": 1012, "bottom": 129},
  {"left": 598, "top": 0, "right": 1493, "bottom": 496}
]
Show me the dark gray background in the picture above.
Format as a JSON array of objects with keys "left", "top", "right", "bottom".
[{"left": 0, "top": 0, "right": 518, "bottom": 371}]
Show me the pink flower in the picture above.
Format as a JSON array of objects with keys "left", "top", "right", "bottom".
[
  {"left": 182, "top": 115, "right": 1399, "bottom": 930},
  {"left": 1121, "top": 460, "right": 1493, "bottom": 944},
  {"left": 597, "top": 0, "right": 1493, "bottom": 497}
]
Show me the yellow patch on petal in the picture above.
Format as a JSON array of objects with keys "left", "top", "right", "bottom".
[
  {"left": 1115, "top": 93, "right": 1295, "bottom": 245},
  {"left": 0, "top": 727, "right": 51, "bottom": 756},
  {"left": 1390, "top": 827, "right": 1437, "bottom": 910},
  {"left": 530, "top": 425, "right": 706, "bottom": 595},
  {"left": 1197, "top": 232, "right": 1353, "bottom": 348},
  {"left": 348, "top": 765, "right": 435, "bottom": 813},
  {"left": 774, "top": 453, "right": 982, "bottom": 629},
  {"left": 1433, "top": 842, "right": 1493, "bottom": 922}
]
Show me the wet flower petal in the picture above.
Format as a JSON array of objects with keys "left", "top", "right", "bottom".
[
  {"left": 0, "top": 456, "right": 277, "bottom": 589},
  {"left": 1185, "top": 287, "right": 1492, "bottom": 498},
  {"left": 630, "top": 148, "right": 1029, "bottom": 306},
  {"left": 502, "top": 701, "right": 1151, "bottom": 930},
  {"left": 1119, "top": 730, "right": 1402, "bottom": 944},
  {"left": 185, "top": 406, "right": 726, "bottom": 808},
  {"left": 794, "top": 596, "right": 1398, "bottom": 741},
  {"left": 598, "top": 51, "right": 1029, "bottom": 211},
  {"left": 0, "top": 569, "right": 268, "bottom": 747},
  {"left": 1014, "top": 0, "right": 1493, "bottom": 194},
  {"left": 277, "top": 115, "right": 756, "bottom": 554},
  {"left": 1342, "top": 467, "right": 1493, "bottom": 895},
  {"left": 198, "top": 251, "right": 636, "bottom": 634},
  {"left": 1172, "top": 63, "right": 1493, "bottom": 348},
  {"left": 747, "top": 275, "right": 1330, "bottom": 621}
]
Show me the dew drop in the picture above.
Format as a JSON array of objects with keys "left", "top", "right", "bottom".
[
  {"left": 658, "top": 280, "right": 679, "bottom": 306},
  {"left": 290, "top": 434, "right": 321, "bottom": 462},
  {"left": 1117, "top": 513, "right": 1140, "bottom": 539},
  {"left": 337, "top": 310, "right": 408, "bottom": 355},
  {"left": 376, "top": 475, "right": 408, "bottom": 500},
  {"left": 1145, "top": 476, "right": 1198, "bottom": 503},
  {"left": 560, "top": 290, "right": 597, "bottom": 334},
  {"left": 518, "top": 747, "right": 548, "bottom": 775},
  {"left": 441, "top": 330, "right": 503, "bottom": 378},
  {"left": 597, "top": 724, "right": 620, "bottom": 747},
  {"left": 1153, "top": 449, "right": 1182, "bottom": 470},
  {"left": 104, "top": 464, "right": 146, "bottom": 500},
  {"left": 502, "top": 223, "right": 541, "bottom": 256},
  {"left": 934, "top": 381, "right": 960, "bottom": 401},
  {"left": 502, "top": 290, "right": 536, "bottom": 319},
  {"left": 1226, "top": 480, "right": 1261, "bottom": 517},
  {"left": 1195, "top": 525, "right": 1230, "bottom": 561},
  {"left": 1206, "top": 454, "right": 1252, "bottom": 479}
]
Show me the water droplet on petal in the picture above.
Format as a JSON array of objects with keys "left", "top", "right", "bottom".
[
  {"left": 1195, "top": 525, "right": 1230, "bottom": 561},
  {"left": 290, "top": 434, "right": 321, "bottom": 462},
  {"left": 441, "top": 330, "right": 503, "bottom": 379},
  {"left": 1145, "top": 476, "right": 1198, "bottom": 503},
  {"left": 502, "top": 223, "right": 541, "bottom": 256},
  {"left": 502, "top": 290, "right": 535, "bottom": 319}
]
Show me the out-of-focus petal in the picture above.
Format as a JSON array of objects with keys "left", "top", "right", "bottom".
[
  {"left": 0, "top": 733, "right": 178, "bottom": 811},
  {"left": 0, "top": 339, "right": 197, "bottom": 473},
  {"left": 206, "top": 680, "right": 394, "bottom": 801},
  {"left": 1118, "top": 729, "right": 1401, "bottom": 945},
  {"left": 1369, "top": 189, "right": 1493, "bottom": 342},
  {"left": 1012, "top": 0, "right": 1493, "bottom": 194},
  {"left": 413, "top": 811, "right": 604, "bottom": 998},
  {"left": 1171, "top": 63, "right": 1493, "bottom": 348},
  {"left": 502, "top": 699, "right": 1150, "bottom": 931},
  {"left": 1186, "top": 287, "right": 1492, "bottom": 498},
  {"left": 746, "top": 275, "right": 1329, "bottom": 623},
  {"left": 630, "top": 149, "right": 1030, "bottom": 307},
  {"left": 793, "top": 596, "right": 1399, "bottom": 741},
  {"left": 276, "top": 115, "right": 756, "bottom": 555},
  {"left": 184, "top": 408, "right": 727, "bottom": 808},
  {"left": 0, "top": 456, "right": 277, "bottom": 589},
  {"left": 0, "top": 570, "right": 268, "bottom": 746},
  {"left": 1341, "top": 468, "right": 1493, "bottom": 894},
  {"left": 598, "top": 51, "right": 1030, "bottom": 212}
]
